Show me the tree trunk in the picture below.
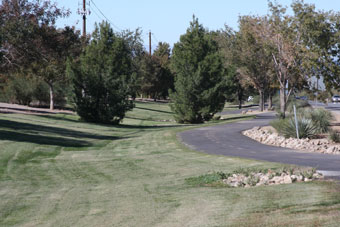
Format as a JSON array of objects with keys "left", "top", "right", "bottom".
[
  {"left": 49, "top": 83, "right": 54, "bottom": 110},
  {"left": 259, "top": 90, "right": 265, "bottom": 112},
  {"left": 280, "top": 85, "right": 286, "bottom": 118},
  {"left": 268, "top": 93, "right": 273, "bottom": 110},
  {"left": 238, "top": 86, "right": 243, "bottom": 109}
]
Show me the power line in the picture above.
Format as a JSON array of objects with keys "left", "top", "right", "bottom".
[
  {"left": 152, "top": 33, "right": 160, "bottom": 44},
  {"left": 90, "top": 0, "right": 123, "bottom": 31},
  {"left": 89, "top": 4, "right": 118, "bottom": 32},
  {"left": 89, "top": 5, "right": 103, "bottom": 22}
]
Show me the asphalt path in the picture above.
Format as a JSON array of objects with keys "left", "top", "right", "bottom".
[
  {"left": 179, "top": 111, "right": 340, "bottom": 177},
  {"left": 219, "top": 105, "right": 259, "bottom": 115}
]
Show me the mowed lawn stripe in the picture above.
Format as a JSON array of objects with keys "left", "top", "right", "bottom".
[{"left": 0, "top": 102, "right": 340, "bottom": 226}]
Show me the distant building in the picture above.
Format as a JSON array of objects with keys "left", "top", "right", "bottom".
[{"left": 309, "top": 76, "right": 326, "bottom": 91}]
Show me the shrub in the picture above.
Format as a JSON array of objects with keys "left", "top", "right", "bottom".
[
  {"left": 33, "top": 80, "right": 50, "bottom": 105},
  {"left": 270, "top": 118, "right": 287, "bottom": 133},
  {"left": 169, "top": 17, "right": 227, "bottom": 123},
  {"left": 286, "top": 99, "right": 311, "bottom": 113},
  {"left": 31, "top": 80, "right": 67, "bottom": 108},
  {"left": 310, "top": 108, "right": 333, "bottom": 133},
  {"left": 5, "top": 74, "right": 37, "bottom": 105},
  {"left": 329, "top": 130, "right": 340, "bottom": 143},
  {"left": 68, "top": 22, "right": 133, "bottom": 124},
  {"left": 271, "top": 117, "right": 317, "bottom": 139}
]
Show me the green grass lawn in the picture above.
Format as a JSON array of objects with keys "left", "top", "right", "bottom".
[{"left": 1, "top": 101, "right": 340, "bottom": 226}]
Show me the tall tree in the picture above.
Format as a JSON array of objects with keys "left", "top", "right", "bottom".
[
  {"left": 139, "top": 54, "right": 162, "bottom": 99},
  {"left": 170, "top": 17, "right": 227, "bottom": 123},
  {"left": 291, "top": 0, "right": 340, "bottom": 91},
  {"left": 237, "top": 16, "right": 274, "bottom": 111},
  {"left": 260, "top": 2, "right": 305, "bottom": 117},
  {"left": 0, "top": 0, "right": 68, "bottom": 72},
  {"left": 0, "top": 0, "right": 78, "bottom": 109},
  {"left": 120, "top": 28, "right": 145, "bottom": 99},
  {"left": 67, "top": 22, "right": 133, "bottom": 124},
  {"left": 152, "top": 42, "right": 173, "bottom": 99},
  {"left": 214, "top": 26, "right": 256, "bottom": 109},
  {"left": 32, "top": 26, "right": 82, "bottom": 109}
]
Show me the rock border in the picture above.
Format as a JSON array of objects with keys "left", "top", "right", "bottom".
[
  {"left": 222, "top": 169, "right": 323, "bottom": 188},
  {"left": 242, "top": 127, "right": 340, "bottom": 155}
]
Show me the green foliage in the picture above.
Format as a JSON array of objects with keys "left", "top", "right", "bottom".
[
  {"left": 291, "top": 1, "right": 340, "bottom": 91},
  {"left": 271, "top": 117, "right": 317, "bottom": 139},
  {"left": 329, "top": 130, "right": 340, "bottom": 143},
  {"left": 1, "top": 74, "right": 67, "bottom": 107},
  {"left": 214, "top": 27, "right": 256, "bottom": 108},
  {"left": 0, "top": 1, "right": 81, "bottom": 109},
  {"left": 286, "top": 99, "right": 311, "bottom": 113},
  {"left": 68, "top": 22, "right": 133, "bottom": 124},
  {"left": 0, "top": 0, "right": 69, "bottom": 72},
  {"left": 309, "top": 108, "right": 333, "bottom": 133},
  {"left": 275, "top": 97, "right": 311, "bottom": 119},
  {"left": 152, "top": 42, "right": 174, "bottom": 98},
  {"left": 272, "top": 107, "right": 332, "bottom": 138},
  {"left": 139, "top": 44, "right": 173, "bottom": 100},
  {"left": 170, "top": 16, "right": 227, "bottom": 123},
  {"left": 5, "top": 74, "right": 36, "bottom": 105},
  {"left": 237, "top": 15, "right": 274, "bottom": 111},
  {"left": 119, "top": 28, "right": 145, "bottom": 99}
]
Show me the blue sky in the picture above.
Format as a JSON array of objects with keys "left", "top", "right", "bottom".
[{"left": 56, "top": 0, "right": 340, "bottom": 50}]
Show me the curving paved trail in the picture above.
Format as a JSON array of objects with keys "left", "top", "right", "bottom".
[{"left": 179, "top": 112, "right": 340, "bottom": 177}]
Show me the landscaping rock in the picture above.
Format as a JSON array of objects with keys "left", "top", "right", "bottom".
[
  {"left": 222, "top": 169, "right": 322, "bottom": 188},
  {"left": 242, "top": 127, "right": 340, "bottom": 155},
  {"left": 283, "top": 175, "right": 292, "bottom": 184}
]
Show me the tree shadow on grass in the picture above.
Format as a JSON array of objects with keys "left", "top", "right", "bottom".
[
  {"left": 134, "top": 106, "right": 173, "bottom": 114},
  {"left": 0, "top": 130, "right": 91, "bottom": 147},
  {"left": 124, "top": 116, "right": 175, "bottom": 122},
  {"left": 116, "top": 124, "right": 186, "bottom": 129},
  {"left": 0, "top": 119, "right": 120, "bottom": 140},
  {"left": 38, "top": 115, "right": 81, "bottom": 124}
]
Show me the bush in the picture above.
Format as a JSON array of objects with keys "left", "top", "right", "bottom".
[
  {"left": 286, "top": 99, "right": 311, "bottom": 113},
  {"left": 5, "top": 74, "right": 37, "bottom": 105},
  {"left": 169, "top": 17, "right": 227, "bottom": 123},
  {"left": 33, "top": 80, "right": 50, "bottom": 105},
  {"left": 310, "top": 108, "right": 333, "bottom": 133},
  {"left": 68, "top": 22, "right": 133, "bottom": 124},
  {"left": 272, "top": 107, "right": 333, "bottom": 138},
  {"left": 271, "top": 117, "right": 317, "bottom": 139},
  {"left": 329, "top": 130, "right": 340, "bottom": 143}
]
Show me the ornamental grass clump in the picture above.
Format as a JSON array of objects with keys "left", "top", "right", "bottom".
[
  {"left": 271, "top": 117, "right": 317, "bottom": 139},
  {"left": 329, "top": 130, "right": 340, "bottom": 143},
  {"left": 271, "top": 108, "right": 333, "bottom": 139},
  {"left": 310, "top": 108, "right": 333, "bottom": 133}
]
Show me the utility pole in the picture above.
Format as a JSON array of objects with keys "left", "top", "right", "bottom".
[
  {"left": 149, "top": 31, "right": 152, "bottom": 56},
  {"left": 83, "top": 0, "right": 86, "bottom": 37},
  {"left": 78, "top": 0, "right": 90, "bottom": 37}
]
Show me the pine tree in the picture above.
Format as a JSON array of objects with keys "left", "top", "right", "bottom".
[
  {"left": 170, "top": 17, "right": 226, "bottom": 123},
  {"left": 67, "top": 22, "right": 133, "bottom": 124}
]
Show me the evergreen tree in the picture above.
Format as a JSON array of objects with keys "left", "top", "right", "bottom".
[
  {"left": 139, "top": 42, "right": 173, "bottom": 100},
  {"left": 153, "top": 42, "right": 173, "bottom": 99},
  {"left": 170, "top": 17, "right": 226, "bottom": 123},
  {"left": 67, "top": 22, "right": 133, "bottom": 124},
  {"left": 120, "top": 28, "right": 145, "bottom": 99}
]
